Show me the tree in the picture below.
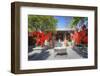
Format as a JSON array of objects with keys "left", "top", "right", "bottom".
[
  {"left": 28, "top": 15, "right": 57, "bottom": 34},
  {"left": 69, "top": 17, "right": 86, "bottom": 28}
]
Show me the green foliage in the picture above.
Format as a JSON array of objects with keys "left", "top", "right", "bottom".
[
  {"left": 69, "top": 17, "right": 81, "bottom": 28},
  {"left": 28, "top": 15, "right": 57, "bottom": 33}
]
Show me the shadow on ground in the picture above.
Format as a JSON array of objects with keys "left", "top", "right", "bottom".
[
  {"left": 28, "top": 48, "right": 50, "bottom": 60},
  {"left": 72, "top": 46, "right": 88, "bottom": 58}
]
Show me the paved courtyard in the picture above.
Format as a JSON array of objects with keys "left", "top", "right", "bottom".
[{"left": 28, "top": 46, "right": 84, "bottom": 60}]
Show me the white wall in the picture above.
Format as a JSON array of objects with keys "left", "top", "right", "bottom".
[{"left": 0, "top": 0, "right": 100, "bottom": 76}]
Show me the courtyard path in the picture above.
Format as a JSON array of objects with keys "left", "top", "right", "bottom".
[{"left": 28, "top": 46, "right": 83, "bottom": 60}]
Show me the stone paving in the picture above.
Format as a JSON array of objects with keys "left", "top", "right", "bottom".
[{"left": 28, "top": 46, "right": 84, "bottom": 60}]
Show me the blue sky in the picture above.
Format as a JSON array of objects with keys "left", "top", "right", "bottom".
[{"left": 54, "top": 16, "right": 73, "bottom": 29}]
